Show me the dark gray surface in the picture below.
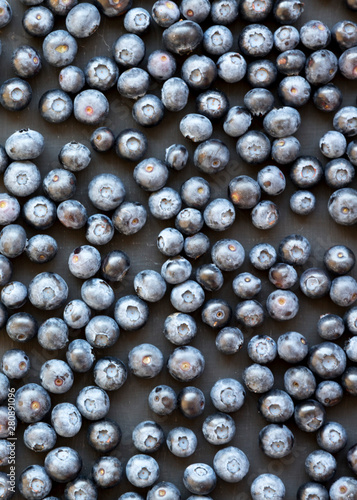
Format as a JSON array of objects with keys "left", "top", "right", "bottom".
[{"left": 1, "top": 0, "right": 357, "bottom": 498}]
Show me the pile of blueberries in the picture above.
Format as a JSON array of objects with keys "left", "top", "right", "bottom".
[{"left": 0, "top": 0, "right": 357, "bottom": 498}]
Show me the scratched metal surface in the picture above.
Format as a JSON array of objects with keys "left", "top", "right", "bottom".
[{"left": 1, "top": 0, "right": 357, "bottom": 498}]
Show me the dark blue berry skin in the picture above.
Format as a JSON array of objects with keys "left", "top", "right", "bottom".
[
  {"left": 147, "top": 482, "right": 181, "bottom": 500},
  {"left": 218, "top": 53, "right": 247, "bottom": 84},
  {"left": 28, "top": 272, "right": 68, "bottom": 310},
  {"left": 229, "top": 175, "right": 260, "bottom": 209},
  {"left": 1, "top": 281, "right": 27, "bottom": 309},
  {"left": 181, "top": 55, "right": 217, "bottom": 91},
  {"left": 324, "top": 159, "right": 355, "bottom": 189},
  {"left": 258, "top": 390, "right": 294, "bottom": 423},
  {"left": 278, "top": 234, "right": 311, "bottom": 265},
  {"left": 126, "top": 455, "right": 160, "bottom": 489},
  {"left": 184, "top": 463, "right": 217, "bottom": 496},
  {"left": 239, "top": 24, "right": 273, "bottom": 58},
  {"left": 134, "top": 158, "right": 169, "bottom": 192},
  {"left": 87, "top": 419, "right": 121, "bottom": 452},
  {"left": 178, "top": 386, "right": 205, "bottom": 418},
  {"left": 124, "top": 7, "right": 151, "bottom": 33},
  {"left": 297, "top": 482, "right": 329, "bottom": 500},
  {"left": 204, "top": 198, "right": 235, "bottom": 231},
  {"left": 308, "top": 342, "right": 346, "bottom": 379},
  {"left": 0, "top": 0, "right": 11, "bottom": 28},
  {"left": 51, "top": 403, "right": 82, "bottom": 438},
  {"left": 295, "top": 400, "right": 326, "bottom": 433},
  {"left": 113, "top": 34, "right": 145, "bottom": 67},
  {"left": 273, "top": 0, "right": 304, "bottom": 24},
  {"left": 196, "top": 264, "right": 224, "bottom": 292},
  {"left": 59, "top": 142, "right": 91, "bottom": 172},
  {"left": 244, "top": 89, "right": 274, "bottom": 117},
  {"left": 328, "top": 188, "right": 357, "bottom": 226},
  {"left": 210, "top": 378, "right": 245, "bottom": 413},
  {"left": 313, "top": 84, "right": 343, "bottom": 113},
  {"left": 23, "top": 196, "right": 56, "bottom": 230},
  {"left": 148, "top": 385, "right": 177, "bottom": 416},
  {"left": 0, "top": 78, "right": 32, "bottom": 112},
  {"left": 0, "top": 374, "right": 10, "bottom": 404},
  {"left": 81, "top": 278, "right": 114, "bottom": 311},
  {"left": 114, "top": 295, "right": 149, "bottom": 331},
  {"left": 300, "top": 268, "right": 331, "bottom": 298},
  {"left": 149, "top": 188, "right": 181, "bottom": 220},
  {"left": 272, "top": 136, "right": 301, "bottom": 164},
  {"left": 330, "top": 477, "right": 357, "bottom": 499},
  {"left": 117, "top": 68, "right": 150, "bottom": 100},
  {"left": 235, "top": 301, "right": 265, "bottom": 329},
  {"left": 315, "top": 380, "right": 343, "bottom": 407},
  {"left": 274, "top": 25, "right": 300, "bottom": 51},
  {"left": 40, "top": 359, "right": 74, "bottom": 395},
  {"left": 163, "top": 20, "right": 203, "bottom": 55},
  {"left": 211, "top": 0, "right": 238, "bottom": 24},
  {"left": 290, "top": 190, "right": 316, "bottom": 215},
  {"left": 196, "top": 90, "right": 229, "bottom": 120},
  {"left": 233, "top": 273, "right": 261, "bottom": 299},
  {"left": 247, "top": 59, "right": 277, "bottom": 88},
  {"left": 259, "top": 424, "right": 294, "bottom": 458},
  {"left": 128, "top": 343, "right": 164, "bottom": 378},
  {"left": 101, "top": 250, "right": 130, "bottom": 282},
  {"left": 276, "top": 50, "right": 306, "bottom": 76},
  {"left": 6, "top": 312, "right": 37, "bottom": 343},
  {"left": 305, "top": 50, "right": 338, "bottom": 86},
  {"left": 317, "top": 314, "right": 344, "bottom": 340},
  {"left": 73, "top": 89, "right": 109, "bottom": 126},
  {"left": 76, "top": 386, "right": 110, "bottom": 420},
  {"left": 42, "top": 30, "right": 78, "bottom": 67},
  {"left": 92, "top": 456, "right": 123, "bottom": 488},
  {"left": 23, "top": 422, "right": 57, "bottom": 452},
  {"left": 269, "top": 263, "right": 298, "bottom": 289},
  {"left": 248, "top": 335, "right": 277, "bottom": 364},
  {"left": 91, "top": 127, "right": 115, "bottom": 153},
  {"left": 201, "top": 299, "right": 231, "bottom": 329},
  {"left": 132, "top": 95, "right": 164, "bottom": 127},
  {"left": 88, "top": 173, "right": 125, "bottom": 211},
  {"left": 119, "top": 494, "right": 144, "bottom": 500},
  {"left": 339, "top": 47, "right": 357, "bottom": 80},
  {"left": 59, "top": 65, "right": 85, "bottom": 94},
  {"left": 168, "top": 346, "right": 205, "bottom": 382},
  {"left": 203, "top": 25, "right": 233, "bottom": 55},
  {"left": 279, "top": 76, "right": 311, "bottom": 107},
  {"left": 39, "top": 89, "right": 73, "bottom": 123},
  {"left": 240, "top": 0, "right": 272, "bottom": 21},
  {"left": 19, "top": 465, "right": 52, "bottom": 499},
  {"left": 216, "top": 326, "right": 244, "bottom": 355},
  {"left": 194, "top": 140, "right": 230, "bottom": 175},
  {"left": 26, "top": 235, "right": 58, "bottom": 265},
  {"left": 284, "top": 366, "right": 316, "bottom": 400},
  {"left": 277, "top": 331, "right": 308, "bottom": 363},
  {"left": 341, "top": 366, "right": 357, "bottom": 395},
  {"left": 249, "top": 243, "right": 276, "bottom": 270},
  {"left": 330, "top": 275, "right": 357, "bottom": 307},
  {"left": 147, "top": 50, "right": 176, "bottom": 81},
  {"left": 164, "top": 312, "right": 197, "bottom": 346},
  {"left": 15, "top": 383, "right": 51, "bottom": 423},
  {"left": 85, "top": 316, "right": 120, "bottom": 349},
  {"left": 115, "top": 129, "right": 148, "bottom": 162},
  {"left": 86, "top": 214, "right": 114, "bottom": 246},
  {"left": 85, "top": 57, "right": 119, "bottom": 91},
  {"left": 63, "top": 301, "right": 91, "bottom": 331},
  {"left": 166, "top": 427, "right": 197, "bottom": 458},
  {"left": 1, "top": 349, "right": 30, "bottom": 379},
  {"left": 57, "top": 200, "right": 87, "bottom": 229},
  {"left": 64, "top": 478, "right": 97, "bottom": 500},
  {"left": 45, "top": 447, "right": 82, "bottom": 483},
  {"left": 237, "top": 131, "right": 271, "bottom": 164},
  {"left": 22, "top": 6, "right": 54, "bottom": 37},
  {"left": 112, "top": 202, "right": 147, "bottom": 235},
  {"left": 94, "top": 357, "right": 127, "bottom": 391},
  {"left": 5, "top": 129, "right": 44, "bottom": 161},
  {"left": 317, "top": 422, "right": 347, "bottom": 453},
  {"left": 12, "top": 45, "right": 41, "bottom": 78},
  {"left": 161, "top": 256, "right": 192, "bottom": 285},
  {"left": 132, "top": 421, "right": 164, "bottom": 453},
  {"left": 324, "top": 245, "right": 355, "bottom": 275},
  {"left": 202, "top": 413, "right": 236, "bottom": 445},
  {"left": 251, "top": 474, "right": 285, "bottom": 499}
]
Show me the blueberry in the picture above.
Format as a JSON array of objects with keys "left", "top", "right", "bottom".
[
  {"left": 239, "top": 24, "right": 273, "bottom": 57},
  {"left": 347, "top": 444, "right": 357, "bottom": 475},
  {"left": 183, "top": 463, "right": 217, "bottom": 495},
  {"left": 45, "top": 447, "right": 82, "bottom": 483},
  {"left": 236, "top": 301, "right": 265, "bottom": 329},
  {"left": 278, "top": 234, "right": 311, "bottom": 265},
  {"left": 325, "top": 159, "right": 355, "bottom": 189},
  {"left": 162, "top": 257, "right": 192, "bottom": 285},
  {"left": 305, "top": 50, "right": 338, "bottom": 86},
  {"left": 244, "top": 89, "right": 274, "bottom": 117},
  {"left": 5, "top": 129, "right": 44, "bottom": 162},
  {"left": 114, "top": 295, "right": 149, "bottom": 331},
  {"left": 147, "top": 482, "right": 181, "bottom": 500},
  {"left": 0, "top": 78, "right": 32, "bottom": 112},
  {"left": 297, "top": 483, "right": 329, "bottom": 500},
  {"left": 119, "top": 494, "right": 144, "bottom": 500},
  {"left": 223, "top": 107, "right": 252, "bottom": 138},
  {"left": 117, "top": 68, "right": 150, "bottom": 100},
  {"left": 85, "top": 56, "right": 118, "bottom": 91},
  {"left": 166, "top": 427, "right": 197, "bottom": 457},
  {"left": 315, "top": 380, "right": 343, "bottom": 407},
  {"left": 0, "top": 406, "right": 17, "bottom": 439},
  {"left": 85, "top": 316, "right": 120, "bottom": 349},
  {"left": 272, "top": 136, "right": 301, "bottom": 164},
  {"left": 279, "top": 76, "right": 311, "bottom": 108},
  {"left": 1, "top": 281, "right": 27, "bottom": 309},
  {"left": 132, "top": 420, "right": 164, "bottom": 453},
  {"left": 215, "top": 326, "right": 243, "bottom": 355},
  {"left": 40, "top": 359, "right": 73, "bottom": 394},
  {"left": 115, "top": 129, "right": 148, "bottom": 162},
  {"left": 58, "top": 65, "right": 85, "bottom": 93},
  {"left": 165, "top": 144, "right": 189, "bottom": 171},
  {"left": 243, "top": 364, "right": 274, "bottom": 394},
  {"left": 12, "top": 45, "right": 41, "bottom": 79},
  {"left": 125, "top": 454, "right": 160, "bottom": 488},
  {"left": 26, "top": 235, "right": 58, "bottom": 266},
  {"left": 240, "top": 0, "right": 272, "bottom": 21},
  {"left": 2, "top": 349, "right": 30, "bottom": 379},
  {"left": 39, "top": 89, "right": 73, "bottom": 123},
  {"left": 328, "top": 188, "right": 357, "bottom": 226},
  {"left": 147, "top": 50, "right": 176, "bottom": 81},
  {"left": 113, "top": 34, "right": 145, "bottom": 66},
  {"left": 233, "top": 272, "right": 261, "bottom": 299},
  {"left": 15, "top": 383, "right": 51, "bottom": 423},
  {"left": 81, "top": 278, "right": 114, "bottom": 310},
  {"left": 76, "top": 386, "right": 110, "bottom": 420},
  {"left": 63, "top": 301, "right": 91, "bottom": 330},
  {"left": 273, "top": 0, "right": 304, "bottom": 24},
  {"left": 347, "top": 140, "right": 357, "bottom": 166},
  {"left": 290, "top": 190, "right": 316, "bottom": 215},
  {"left": 94, "top": 357, "right": 126, "bottom": 391},
  {"left": 276, "top": 50, "right": 306, "bottom": 76},
  {"left": 180, "top": 113, "right": 213, "bottom": 143},
  {"left": 92, "top": 456, "right": 123, "bottom": 488},
  {"left": 277, "top": 331, "right": 308, "bottom": 363},
  {"left": 23, "top": 6, "right": 54, "bottom": 37},
  {"left": 161, "top": 78, "right": 189, "bottom": 112},
  {"left": 59, "top": 141, "right": 91, "bottom": 172},
  {"left": 269, "top": 263, "right": 298, "bottom": 289},
  {"left": 202, "top": 413, "right": 235, "bottom": 445},
  {"left": 148, "top": 188, "right": 182, "bottom": 220},
  {"left": 112, "top": 201, "right": 147, "bottom": 235},
  {"left": 124, "top": 8, "right": 151, "bottom": 33},
  {"left": 51, "top": 403, "right": 82, "bottom": 437},
  {"left": 333, "top": 106, "right": 357, "bottom": 136},
  {"left": 73, "top": 89, "right": 109, "bottom": 125},
  {"left": 213, "top": 446, "right": 249, "bottom": 484},
  {"left": 204, "top": 198, "right": 235, "bottom": 231},
  {"left": 23, "top": 422, "right": 57, "bottom": 452},
  {"left": 341, "top": 366, "right": 357, "bottom": 395},
  {"left": 317, "top": 422, "right": 348, "bottom": 454},
  {"left": 0, "top": 440, "right": 10, "bottom": 466},
  {"left": 313, "top": 84, "right": 343, "bottom": 113},
  {"left": 345, "top": 336, "right": 357, "bottom": 362},
  {"left": 330, "top": 275, "right": 357, "bottom": 306},
  {"left": 259, "top": 389, "right": 294, "bottom": 423},
  {"left": 251, "top": 201, "right": 279, "bottom": 230},
  {"left": 211, "top": 0, "right": 238, "bottom": 24},
  {"left": 345, "top": 307, "right": 357, "bottom": 335},
  {"left": 247, "top": 59, "right": 277, "bottom": 88},
  {"left": 178, "top": 387, "right": 205, "bottom": 418},
  {"left": 248, "top": 335, "right": 277, "bottom": 364},
  {"left": 194, "top": 140, "right": 230, "bottom": 175},
  {"left": 259, "top": 424, "right": 294, "bottom": 458},
  {"left": 237, "top": 131, "right": 271, "bottom": 164},
  {"left": 329, "top": 477, "right": 357, "bottom": 500},
  {"left": 196, "top": 264, "right": 223, "bottom": 292},
  {"left": 132, "top": 95, "right": 164, "bottom": 127},
  {"left": 274, "top": 25, "right": 300, "bottom": 51},
  {"left": 308, "top": 341, "right": 347, "bottom": 380},
  {"left": 152, "top": 0, "right": 180, "bottom": 26},
  {"left": 180, "top": 177, "right": 210, "bottom": 209},
  {"left": 320, "top": 130, "right": 347, "bottom": 159},
  {"left": 86, "top": 214, "right": 114, "bottom": 246},
  {"left": 64, "top": 478, "right": 97, "bottom": 500},
  {"left": 300, "top": 268, "right": 331, "bottom": 298},
  {"left": 170, "top": 280, "right": 205, "bottom": 313},
  {"left": 46, "top": 0, "right": 77, "bottom": 16},
  {"left": 332, "top": 20, "right": 357, "bottom": 50},
  {"left": 100, "top": 250, "right": 130, "bottom": 283},
  {"left": 339, "top": 47, "right": 357, "bottom": 79},
  {"left": 284, "top": 366, "right": 316, "bottom": 400},
  {"left": 90, "top": 127, "right": 115, "bottom": 153},
  {"left": 196, "top": 90, "right": 229, "bottom": 120},
  {"left": 0, "top": 0, "right": 11, "bottom": 28},
  {"left": 19, "top": 465, "right": 52, "bottom": 499},
  {"left": 128, "top": 343, "right": 164, "bottom": 378},
  {"left": 251, "top": 474, "right": 285, "bottom": 499},
  {"left": 0, "top": 374, "right": 9, "bottom": 404},
  {"left": 210, "top": 378, "right": 245, "bottom": 413},
  {"left": 201, "top": 299, "right": 231, "bottom": 329},
  {"left": 148, "top": 385, "right": 177, "bottom": 416},
  {"left": 305, "top": 449, "right": 337, "bottom": 483},
  {"left": 180, "top": 0, "right": 211, "bottom": 22},
  {"left": 87, "top": 419, "right": 121, "bottom": 452},
  {"left": 181, "top": 54, "right": 217, "bottom": 90},
  {"left": 68, "top": 245, "right": 101, "bottom": 280},
  {"left": 42, "top": 30, "right": 78, "bottom": 67},
  {"left": 28, "top": 272, "right": 68, "bottom": 310},
  {"left": 163, "top": 20, "right": 203, "bottom": 55},
  {"left": 217, "top": 53, "right": 247, "bottom": 83},
  {"left": 184, "top": 233, "right": 210, "bottom": 260},
  {"left": 94, "top": 0, "right": 131, "bottom": 17},
  {"left": 23, "top": 196, "right": 56, "bottom": 230},
  {"left": 167, "top": 346, "right": 205, "bottom": 382},
  {"left": 203, "top": 25, "right": 233, "bottom": 55},
  {"left": 6, "top": 312, "right": 37, "bottom": 343},
  {"left": 250, "top": 243, "right": 277, "bottom": 271}
]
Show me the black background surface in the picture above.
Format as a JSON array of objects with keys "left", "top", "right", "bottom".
[{"left": 1, "top": 0, "right": 357, "bottom": 498}]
